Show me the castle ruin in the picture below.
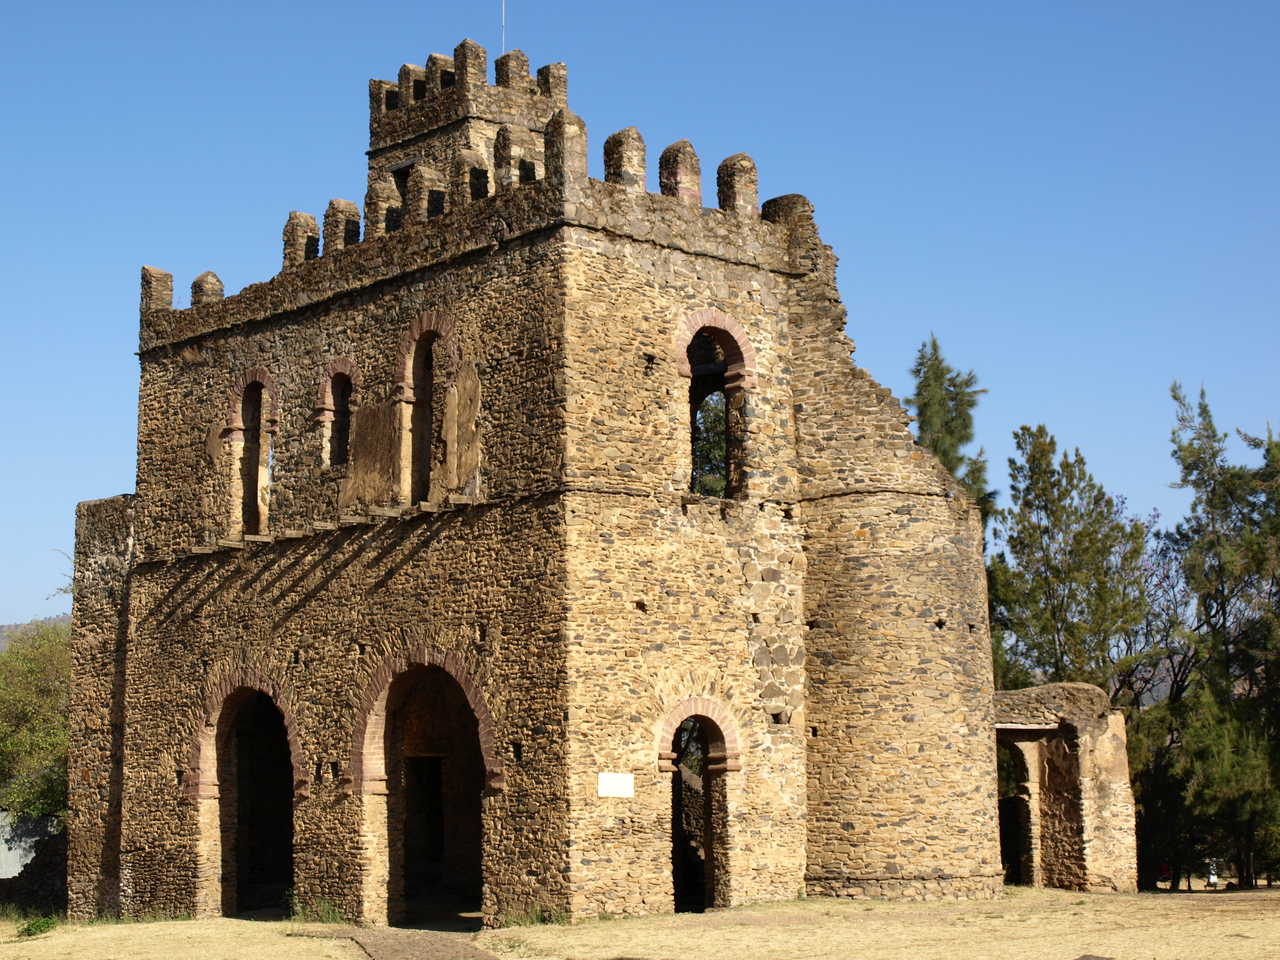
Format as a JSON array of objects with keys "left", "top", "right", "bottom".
[{"left": 69, "top": 39, "right": 1136, "bottom": 925}]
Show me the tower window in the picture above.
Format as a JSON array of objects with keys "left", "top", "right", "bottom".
[
  {"left": 687, "top": 328, "right": 746, "bottom": 498},
  {"left": 328, "top": 373, "right": 353, "bottom": 467}
]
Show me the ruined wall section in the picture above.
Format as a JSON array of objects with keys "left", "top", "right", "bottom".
[
  {"left": 994, "top": 683, "right": 1137, "bottom": 893},
  {"left": 770, "top": 200, "right": 1002, "bottom": 899},
  {"left": 67, "top": 495, "right": 134, "bottom": 919},
  {"left": 115, "top": 483, "right": 571, "bottom": 924}
]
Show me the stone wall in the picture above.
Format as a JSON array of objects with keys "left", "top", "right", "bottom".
[
  {"left": 68, "top": 36, "right": 1035, "bottom": 926},
  {"left": 994, "top": 683, "right": 1137, "bottom": 893}
]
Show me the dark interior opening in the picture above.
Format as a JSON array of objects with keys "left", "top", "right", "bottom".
[
  {"left": 386, "top": 666, "right": 484, "bottom": 927},
  {"left": 518, "top": 159, "right": 537, "bottom": 183},
  {"left": 440, "top": 70, "right": 456, "bottom": 88},
  {"left": 410, "top": 334, "right": 436, "bottom": 504},
  {"left": 469, "top": 168, "right": 489, "bottom": 201},
  {"left": 671, "top": 717, "right": 717, "bottom": 913},
  {"left": 384, "top": 89, "right": 400, "bottom": 110},
  {"left": 392, "top": 167, "right": 411, "bottom": 202},
  {"left": 412, "top": 78, "right": 427, "bottom": 100},
  {"left": 427, "top": 190, "right": 446, "bottom": 218},
  {"left": 343, "top": 217, "right": 361, "bottom": 246},
  {"left": 686, "top": 329, "right": 745, "bottom": 498},
  {"left": 240, "top": 383, "right": 264, "bottom": 534},
  {"left": 223, "top": 691, "right": 293, "bottom": 916},
  {"left": 385, "top": 206, "right": 403, "bottom": 233},
  {"left": 329, "top": 373, "right": 353, "bottom": 466},
  {"left": 997, "top": 739, "right": 1032, "bottom": 885}
]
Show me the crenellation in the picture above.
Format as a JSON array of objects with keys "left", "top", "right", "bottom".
[
  {"left": 191, "top": 271, "right": 224, "bottom": 305},
  {"left": 659, "top": 140, "right": 701, "bottom": 207},
  {"left": 717, "top": 153, "right": 758, "bottom": 216},
  {"left": 397, "top": 63, "right": 428, "bottom": 107},
  {"left": 453, "top": 38, "right": 487, "bottom": 88},
  {"left": 544, "top": 108, "right": 587, "bottom": 195},
  {"left": 282, "top": 212, "right": 320, "bottom": 270},
  {"left": 140, "top": 265, "right": 173, "bottom": 315},
  {"left": 402, "top": 163, "right": 439, "bottom": 224},
  {"left": 363, "top": 174, "right": 400, "bottom": 240},
  {"left": 536, "top": 62, "right": 568, "bottom": 105},
  {"left": 323, "top": 198, "right": 362, "bottom": 254},
  {"left": 494, "top": 49, "right": 532, "bottom": 90},
  {"left": 604, "top": 127, "right": 646, "bottom": 193},
  {"left": 425, "top": 53, "right": 456, "bottom": 91}
]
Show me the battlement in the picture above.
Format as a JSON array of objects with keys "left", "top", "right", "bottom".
[
  {"left": 138, "top": 45, "right": 827, "bottom": 353},
  {"left": 367, "top": 39, "right": 568, "bottom": 173}
]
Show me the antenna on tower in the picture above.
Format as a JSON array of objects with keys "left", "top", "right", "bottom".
[{"left": 501, "top": 0, "right": 507, "bottom": 53}]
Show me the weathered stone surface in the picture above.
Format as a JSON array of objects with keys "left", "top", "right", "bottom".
[{"left": 68, "top": 38, "right": 1135, "bottom": 927}]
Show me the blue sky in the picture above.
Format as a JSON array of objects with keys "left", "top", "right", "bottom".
[{"left": 1, "top": 1, "right": 1276, "bottom": 623}]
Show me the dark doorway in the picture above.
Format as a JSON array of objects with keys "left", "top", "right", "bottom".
[
  {"left": 996, "top": 739, "right": 1032, "bottom": 885},
  {"left": 385, "top": 666, "right": 484, "bottom": 927},
  {"left": 670, "top": 716, "right": 726, "bottom": 912},
  {"left": 219, "top": 690, "right": 294, "bottom": 916}
]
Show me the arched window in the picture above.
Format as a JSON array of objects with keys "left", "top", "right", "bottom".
[
  {"left": 239, "top": 382, "right": 269, "bottom": 535},
  {"left": 686, "top": 328, "right": 746, "bottom": 498},
  {"left": 410, "top": 333, "right": 437, "bottom": 504},
  {"left": 328, "top": 373, "right": 353, "bottom": 467}
]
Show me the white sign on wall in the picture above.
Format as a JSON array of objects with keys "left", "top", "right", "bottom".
[{"left": 596, "top": 772, "right": 635, "bottom": 798}]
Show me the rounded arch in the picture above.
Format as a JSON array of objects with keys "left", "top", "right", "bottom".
[
  {"left": 395, "top": 311, "right": 461, "bottom": 400},
  {"left": 654, "top": 696, "right": 743, "bottom": 773},
  {"left": 226, "top": 367, "right": 280, "bottom": 432},
  {"left": 671, "top": 308, "right": 758, "bottom": 389},
  {"left": 185, "top": 663, "right": 306, "bottom": 800},
  {"left": 313, "top": 357, "right": 363, "bottom": 420},
  {"left": 349, "top": 646, "right": 503, "bottom": 794}
]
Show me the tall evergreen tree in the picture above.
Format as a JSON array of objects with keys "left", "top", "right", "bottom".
[
  {"left": 991, "top": 425, "right": 1149, "bottom": 692},
  {"left": 906, "top": 335, "right": 994, "bottom": 522}
]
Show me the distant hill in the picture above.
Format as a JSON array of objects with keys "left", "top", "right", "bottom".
[{"left": 0, "top": 614, "right": 70, "bottom": 653}]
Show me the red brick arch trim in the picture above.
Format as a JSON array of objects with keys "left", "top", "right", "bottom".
[
  {"left": 396, "top": 311, "right": 461, "bottom": 401},
  {"left": 226, "top": 366, "right": 280, "bottom": 431},
  {"left": 654, "top": 696, "right": 743, "bottom": 774},
  {"left": 184, "top": 663, "right": 307, "bottom": 800},
  {"left": 349, "top": 646, "right": 504, "bottom": 794},
  {"left": 313, "top": 358, "right": 362, "bottom": 421},
  {"left": 672, "top": 308, "right": 758, "bottom": 389}
]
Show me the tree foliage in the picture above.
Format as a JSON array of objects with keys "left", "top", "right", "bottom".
[
  {"left": 690, "top": 391, "right": 727, "bottom": 498},
  {"left": 991, "top": 425, "right": 1149, "bottom": 692},
  {"left": 0, "top": 619, "right": 70, "bottom": 823},
  {"left": 906, "top": 335, "right": 993, "bottom": 521}
]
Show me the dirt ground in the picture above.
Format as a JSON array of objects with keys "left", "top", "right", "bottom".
[
  {"left": 477, "top": 887, "right": 1280, "bottom": 960},
  {"left": 1, "top": 887, "right": 1277, "bottom": 960}
]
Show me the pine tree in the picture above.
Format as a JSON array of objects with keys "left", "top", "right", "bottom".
[
  {"left": 906, "top": 335, "right": 993, "bottom": 522},
  {"left": 991, "top": 425, "right": 1149, "bottom": 691}
]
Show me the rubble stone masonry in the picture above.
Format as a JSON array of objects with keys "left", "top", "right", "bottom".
[{"left": 69, "top": 38, "right": 1131, "bottom": 925}]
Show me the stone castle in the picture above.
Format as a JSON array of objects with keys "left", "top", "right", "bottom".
[{"left": 69, "top": 39, "right": 1137, "bottom": 925}]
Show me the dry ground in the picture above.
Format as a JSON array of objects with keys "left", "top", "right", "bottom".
[
  {"left": 1, "top": 887, "right": 1277, "bottom": 960},
  {"left": 477, "top": 887, "right": 1280, "bottom": 960}
]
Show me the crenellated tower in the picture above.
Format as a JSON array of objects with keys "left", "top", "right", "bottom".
[{"left": 60, "top": 37, "right": 1102, "bottom": 932}]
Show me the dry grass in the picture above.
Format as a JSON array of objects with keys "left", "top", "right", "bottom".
[
  {"left": 477, "top": 887, "right": 1280, "bottom": 960},
  {"left": 1, "top": 888, "right": 1275, "bottom": 960},
  {"left": 0, "top": 916, "right": 363, "bottom": 960}
]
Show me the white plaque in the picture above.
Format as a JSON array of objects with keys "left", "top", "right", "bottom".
[{"left": 596, "top": 772, "right": 635, "bottom": 798}]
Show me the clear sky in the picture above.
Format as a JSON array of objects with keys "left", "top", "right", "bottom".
[{"left": 1, "top": 1, "right": 1276, "bottom": 623}]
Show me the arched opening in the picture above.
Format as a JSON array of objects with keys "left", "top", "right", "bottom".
[
  {"left": 216, "top": 690, "right": 294, "bottom": 917},
  {"left": 670, "top": 715, "right": 729, "bottom": 912},
  {"left": 997, "top": 738, "right": 1033, "bottom": 884},
  {"left": 410, "top": 334, "right": 438, "bottom": 505},
  {"left": 384, "top": 665, "right": 484, "bottom": 926},
  {"left": 239, "top": 382, "right": 270, "bottom": 534},
  {"left": 686, "top": 328, "right": 746, "bottom": 498},
  {"left": 328, "top": 373, "right": 353, "bottom": 467}
]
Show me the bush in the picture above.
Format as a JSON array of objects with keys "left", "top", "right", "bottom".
[{"left": 16, "top": 914, "right": 58, "bottom": 938}]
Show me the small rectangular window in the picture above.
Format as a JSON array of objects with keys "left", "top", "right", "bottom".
[{"left": 384, "top": 89, "right": 400, "bottom": 110}]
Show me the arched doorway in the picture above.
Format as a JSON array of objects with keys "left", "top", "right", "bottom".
[
  {"left": 669, "top": 715, "right": 730, "bottom": 912},
  {"left": 216, "top": 689, "right": 294, "bottom": 916},
  {"left": 384, "top": 665, "right": 485, "bottom": 926}
]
